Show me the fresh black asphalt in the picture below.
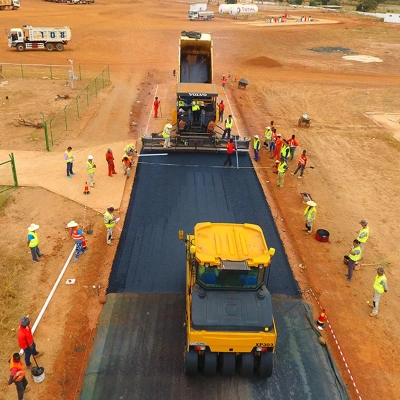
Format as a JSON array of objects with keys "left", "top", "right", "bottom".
[{"left": 80, "top": 153, "right": 349, "bottom": 400}]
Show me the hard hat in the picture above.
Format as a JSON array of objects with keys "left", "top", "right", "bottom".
[
  {"left": 307, "top": 201, "right": 317, "bottom": 207},
  {"left": 254, "top": 135, "right": 259, "bottom": 139},
  {"left": 21, "top": 317, "right": 30, "bottom": 327},
  {"left": 88, "top": 155, "right": 93, "bottom": 159},
  {"left": 166, "top": 123, "right": 173, "bottom": 129},
  {"left": 275, "top": 160, "right": 280, "bottom": 163},
  {"left": 28, "top": 223, "right": 39, "bottom": 232},
  {"left": 267, "top": 126, "right": 271, "bottom": 129},
  {"left": 67, "top": 220, "right": 79, "bottom": 228}
]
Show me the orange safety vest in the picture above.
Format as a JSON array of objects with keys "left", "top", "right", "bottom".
[
  {"left": 9, "top": 357, "right": 25, "bottom": 382},
  {"left": 298, "top": 154, "right": 308, "bottom": 165}
]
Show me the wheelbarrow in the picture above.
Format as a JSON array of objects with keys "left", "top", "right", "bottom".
[
  {"left": 238, "top": 78, "right": 248, "bottom": 89},
  {"left": 298, "top": 114, "right": 311, "bottom": 128}
]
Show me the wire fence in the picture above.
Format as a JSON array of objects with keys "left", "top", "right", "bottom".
[
  {"left": 0, "top": 153, "right": 18, "bottom": 193},
  {"left": 45, "top": 66, "right": 111, "bottom": 150}
]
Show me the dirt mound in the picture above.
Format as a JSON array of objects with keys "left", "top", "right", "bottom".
[{"left": 245, "top": 56, "right": 282, "bottom": 68}]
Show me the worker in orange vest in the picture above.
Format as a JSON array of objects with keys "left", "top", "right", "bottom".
[
  {"left": 221, "top": 75, "right": 227, "bottom": 89},
  {"left": 8, "top": 353, "right": 30, "bottom": 400}
]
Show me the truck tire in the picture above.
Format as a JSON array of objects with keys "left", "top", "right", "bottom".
[
  {"left": 185, "top": 351, "right": 198, "bottom": 377},
  {"left": 45, "top": 43, "right": 55, "bottom": 52},
  {"left": 258, "top": 352, "right": 273, "bottom": 378},
  {"left": 203, "top": 352, "right": 217, "bottom": 377},
  {"left": 220, "top": 353, "right": 235, "bottom": 377},
  {"left": 16, "top": 43, "right": 25, "bottom": 52},
  {"left": 240, "top": 353, "right": 255, "bottom": 377},
  {"left": 55, "top": 43, "right": 64, "bottom": 51}
]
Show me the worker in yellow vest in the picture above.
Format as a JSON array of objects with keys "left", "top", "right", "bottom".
[
  {"left": 276, "top": 160, "right": 288, "bottom": 188},
  {"left": 264, "top": 126, "right": 272, "bottom": 149},
  {"left": 369, "top": 267, "right": 388, "bottom": 317},
  {"left": 64, "top": 146, "right": 76, "bottom": 178},
  {"left": 86, "top": 155, "right": 96, "bottom": 187},
  {"left": 27, "top": 223, "right": 44, "bottom": 263},
  {"left": 222, "top": 115, "right": 233, "bottom": 140},
  {"left": 192, "top": 101, "right": 200, "bottom": 122},
  {"left": 345, "top": 239, "right": 361, "bottom": 284},
  {"left": 8, "top": 353, "right": 29, "bottom": 399},
  {"left": 104, "top": 206, "right": 117, "bottom": 246},
  {"left": 303, "top": 201, "right": 317, "bottom": 235},
  {"left": 356, "top": 220, "right": 370, "bottom": 256},
  {"left": 162, "top": 123, "right": 173, "bottom": 148}
]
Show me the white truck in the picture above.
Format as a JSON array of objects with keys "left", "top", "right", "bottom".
[
  {"left": 188, "top": 10, "right": 215, "bottom": 21},
  {"left": 7, "top": 25, "right": 71, "bottom": 52},
  {"left": 0, "top": 0, "right": 20, "bottom": 10}
]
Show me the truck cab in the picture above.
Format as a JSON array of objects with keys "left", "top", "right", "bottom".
[
  {"left": 180, "top": 222, "right": 277, "bottom": 377},
  {"left": 7, "top": 28, "right": 23, "bottom": 48}
]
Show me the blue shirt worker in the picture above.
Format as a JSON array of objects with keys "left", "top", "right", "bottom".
[{"left": 27, "top": 223, "right": 44, "bottom": 263}]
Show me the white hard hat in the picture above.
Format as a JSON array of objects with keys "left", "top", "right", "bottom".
[
  {"left": 267, "top": 126, "right": 271, "bottom": 129},
  {"left": 254, "top": 135, "right": 259, "bottom": 139},
  {"left": 28, "top": 223, "right": 39, "bottom": 231},
  {"left": 166, "top": 123, "right": 173, "bottom": 129},
  {"left": 88, "top": 155, "right": 93, "bottom": 159}
]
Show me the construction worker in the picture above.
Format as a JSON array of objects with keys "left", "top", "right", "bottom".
[
  {"left": 162, "top": 123, "right": 172, "bottom": 148},
  {"left": 64, "top": 146, "right": 75, "bottom": 178},
  {"left": 223, "top": 138, "right": 235, "bottom": 167},
  {"left": 276, "top": 159, "right": 288, "bottom": 188},
  {"left": 86, "top": 155, "right": 96, "bottom": 187},
  {"left": 218, "top": 100, "right": 225, "bottom": 122},
  {"left": 178, "top": 98, "right": 185, "bottom": 108},
  {"left": 273, "top": 133, "right": 283, "bottom": 160},
  {"left": 27, "top": 223, "right": 44, "bottom": 263},
  {"left": 106, "top": 148, "right": 117, "bottom": 177},
  {"left": 264, "top": 126, "right": 272, "bottom": 149},
  {"left": 287, "top": 134, "right": 299, "bottom": 161},
  {"left": 153, "top": 96, "right": 160, "bottom": 118},
  {"left": 192, "top": 101, "right": 200, "bottom": 122},
  {"left": 122, "top": 154, "right": 133, "bottom": 178},
  {"left": 303, "top": 201, "right": 317, "bottom": 235},
  {"left": 345, "top": 239, "right": 362, "bottom": 284},
  {"left": 272, "top": 159, "right": 279, "bottom": 173},
  {"left": 17, "top": 317, "right": 43, "bottom": 368},
  {"left": 356, "top": 220, "right": 370, "bottom": 256},
  {"left": 269, "top": 128, "right": 277, "bottom": 154},
  {"left": 104, "top": 206, "right": 116, "bottom": 246},
  {"left": 280, "top": 139, "right": 291, "bottom": 164},
  {"left": 222, "top": 115, "right": 233, "bottom": 140},
  {"left": 369, "top": 267, "right": 388, "bottom": 317},
  {"left": 292, "top": 150, "right": 308, "bottom": 179},
  {"left": 67, "top": 220, "right": 87, "bottom": 262},
  {"left": 221, "top": 75, "right": 227, "bottom": 89},
  {"left": 253, "top": 135, "right": 260, "bottom": 162},
  {"left": 124, "top": 143, "right": 137, "bottom": 157},
  {"left": 8, "top": 353, "right": 29, "bottom": 400}
]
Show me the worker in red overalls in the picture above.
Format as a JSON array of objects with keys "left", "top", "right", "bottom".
[
  {"left": 153, "top": 96, "right": 160, "bottom": 118},
  {"left": 105, "top": 148, "right": 117, "bottom": 177}
]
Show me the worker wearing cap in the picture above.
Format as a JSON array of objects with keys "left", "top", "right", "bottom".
[
  {"left": 369, "top": 267, "right": 388, "bottom": 317},
  {"left": 162, "top": 123, "right": 173, "bottom": 148},
  {"left": 27, "top": 223, "right": 44, "bottom": 263},
  {"left": 264, "top": 126, "right": 272, "bottom": 149},
  {"left": 218, "top": 100, "right": 225, "bottom": 122},
  {"left": 8, "top": 352, "right": 29, "bottom": 400},
  {"left": 86, "top": 155, "right": 96, "bottom": 187},
  {"left": 222, "top": 115, "right": 233, "bottom": 140},
  {"left": 64, "top": 146, "right": 76, "bottom": 179},
  {"left": 345, "top": 239, "right": 362, "bottom": 284},
  {"left": 292, "top": 150, "right": 308, "bottom": 179},
  {"left": 153, "top": 96, "right": 160, "bottom": 118},
  {"left": 221, "top": 75, "right": 227, "bottom": 89},
  {"left": 17, "top": 317, "right": 43, "bottom": 369},
  {"left": 104, "top": 207, "right": 116, "bottom": 245},
  {"left": 304, "top": 201, "right": 317, "bottom": 235},
  {"left": 106, "top": 148, "right": 117, "bottom": 177},
  {"left": 276, "top": 159, "right": 288, "bottom": 188},
  {"left": 253, "top": 135, "right": 261, "bottom": 162},
  {"left": 356, "top": 220, "right": 370, "bottom": 256}
]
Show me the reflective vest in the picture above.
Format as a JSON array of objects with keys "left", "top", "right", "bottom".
[
  {"left": 281, "top": 144, "right": 291, "bottom": 158},
  {"left": 218, "top": 102, "right": 225, "bottom": 112},
  {"left": 71, "top": 228, "right": 84, "bottom": 243},
  {"left": 178, "top": 100, "right": 185, "bottom": 107},
  {"left": 298, "top": 154, "right": 308, "bottom": 165},
  {"left": 304, "top": 206, "right": 317, "bottom": 221},
  {"left": 348, "top": 245, "right": 361, "bottom": 262},
  {"left": 28, "top": 231, "right": 39, "bottom": 248},
  {"left": 9, "top": 357, "right": 25, "bottom": 382},
  {"left": 162, "top": 128, "right": 170, "bottom": 139},
  {"left": 373, "top": 274, "right": 387, "bottom": 294},
  {"left": 222, "top": 76, "right": 227, "bottom": 84},
  {"left": 225, "top": 119, "right": 233, "bottom": 129},
  {"left": 254, "top": 138, "right": 260, "bottom": 150},
  {"left": 86, "top": 160, "right": 96, "bottom": 174},
  {"left": 265, "top": 129, "right": 272, "bottom": 140},
  {"left": 358, "top": 227, "right": 370, "bottom": 243},
  {"left": 104, "top": 211, "right": 115, "bottom": 228},
  {"left": 64, "top": 150, "right": 73, "bottom": 163},
  {"left": 277, "top": 161, "right": 287, "bottom": 173},
  {"left": 192, "top": 104, "right": 200, "bottom": 112}
]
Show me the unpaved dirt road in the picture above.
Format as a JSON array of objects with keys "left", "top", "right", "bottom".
[{"left": 1, "top": 1, "right": 400, "bottom": 399}]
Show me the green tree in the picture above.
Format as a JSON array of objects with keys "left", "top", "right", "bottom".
[{"left": 356, "top": 0, "right": 378, "bottom": 11}]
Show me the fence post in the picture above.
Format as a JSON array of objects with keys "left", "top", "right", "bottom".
[
  {"left": 95, "top": 77, "right": 98, "bottom": 97},
  {"left": 20, "top": 62, "right": 24, "bottom": 78},
  {"left": 64, "top": 106, "right": 68, "bottom": 131},
  {"left": 41, "top": 112, "right": 50, "bottom": 152},
  {"left": 49, "top": 119, "right": 54, "bottom": 147},
  {"left": 50, "top": 62, "right": 53, "bottom": 80},
  {"left": 102, "top": 70, "right": 105, "bottom": 89},
  {"left": 79, "top": 63, "right": 82, "bottom": 81},
  {"left": 107, "top": 65, "right": 110, "bottom": 83},
  {"left": 9, "top": 153, "right": 18, "bottom": 188},
  {"left": 76, "top": 95, "right": 80, "bottom": 118},
  {"left": 86, "top": 86, "right": 89, "bottom": 106}
]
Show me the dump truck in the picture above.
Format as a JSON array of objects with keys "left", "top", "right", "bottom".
[
  {"left": 7, "top": 25, "right": 71, "bottom": 52},
  {"left": 0, "top": 0, "right": 20, "bottom": 10},
  {"left": 179, "top": 222, "right": 277, "bottom": 377},
  {"left": 188, "top": 10, "right": 214, "bottom": 21}
]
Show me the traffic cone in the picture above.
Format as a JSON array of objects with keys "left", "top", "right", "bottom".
[
  {"left": 316, "top": 309, "right": 326, "bottom": 331},
  {"left": 83, "top": 182, "right": 90, "bottom": 195}
]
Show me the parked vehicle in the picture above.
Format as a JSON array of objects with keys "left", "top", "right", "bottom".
[
  {"left": 0, "top": 0, "right": 20, "bottom": 10},
  {"left": 188, "top": 10, "right": 214, "bottom": 21}
]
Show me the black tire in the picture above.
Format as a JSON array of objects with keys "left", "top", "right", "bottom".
[
  {"left": 220, "top": 353, "right": 236, "bottom": 377},
  {"left": 258, "top": 352, "right": 273, "bottom": 378},
  {"left": 16, "top": 44, "right": 25, "bottom": 52},
  {"left": 185, "top": 351, "right": 198, "bottom": 377},
  {"left": 45, "top": 43, "right": 55, "bottom": 52},
  {"left": 240, "top": 353, "right": 255, "bottom": 377},
  {"left": 56, "top": 43, "right": 64, "bottom": 51},
  {"left": 203, "top": 352, "right": 217, "bottom": 377}
]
